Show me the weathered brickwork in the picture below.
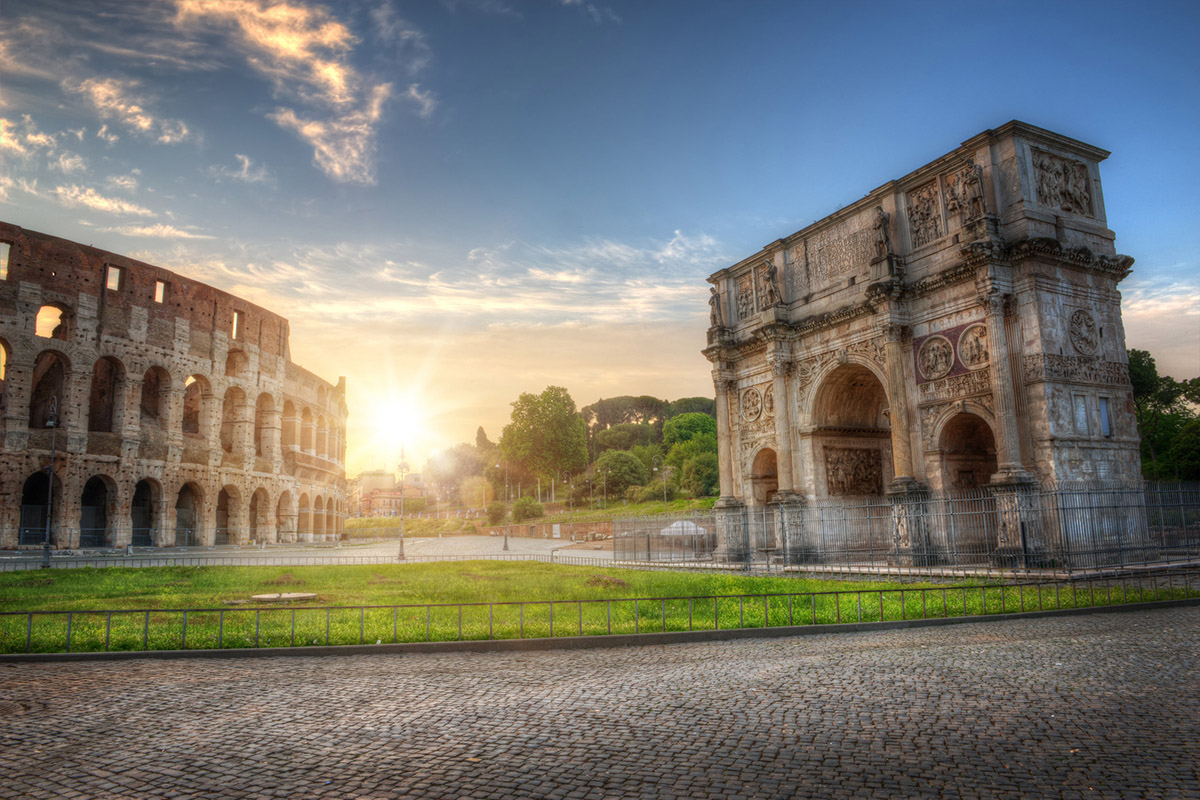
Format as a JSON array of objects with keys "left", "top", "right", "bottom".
[
  {"left": 705, "top": 121, "right": 1141, "bottom": 512},
  {"left": 0, "top": 222, "right": 347, "bottom": 548}
]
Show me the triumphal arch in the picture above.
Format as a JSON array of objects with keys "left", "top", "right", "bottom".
[{"left": 704, "top": 122, "right": 1141, "bottom": 559}]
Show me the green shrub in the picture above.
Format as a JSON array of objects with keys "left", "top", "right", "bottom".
[
  {"left": 512, "top": 496, "right": 545, "bottom": 523},
  {"left": 486, "top": 501, "right": 507, "bottom": 525}
]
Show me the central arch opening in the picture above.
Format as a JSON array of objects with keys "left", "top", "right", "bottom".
[{"left": 811, "top": 364, "right": 891, "bottom": 497}]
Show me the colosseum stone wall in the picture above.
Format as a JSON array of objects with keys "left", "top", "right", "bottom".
[{"left": 0, "top": 221, "right": 347, "bottom": 549}]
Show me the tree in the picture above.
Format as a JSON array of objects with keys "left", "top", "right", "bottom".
[
  {"left": 681, "top": 452, "right": 719, "bottom": 497},
  {"left": 500, "top": 386, "right": 589, "bottom": 483},
  {"left": 666, "top": 396, "right": 715, "bottom": 419},
  {"left": 460, "top": 475, "right": 494, "bottom": 508},
  {"left": 593, "top": 449, "right": 649, "bottom": 496},
  {"left": 475, "top": 426, "right": 493, "bottom": 450},
  {"left": 595, "top": 422, "right": 656, "bottom": 453},
  {"left": 1129, "top": 349, "right": 1199, "bottom": 478},
  {"left": 663, "top": 412, "right": 717, "bottom": 448},
  {"left": 486, "top": 501, "right": 506, "bottom": 525},
  {"left": 425, "top": 443, "right": 484, "bottom": 503}
]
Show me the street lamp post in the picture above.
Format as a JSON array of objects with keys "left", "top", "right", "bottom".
[
  {"left": 562, "top": 471, "right": 573, "bottom": 542},
  {"left": 600, "top": 469, "right": 609, "bottom": 510},
  {"left": 397, "top": 452, "right": 409, "bottom": 561},
  {"left": 495, "top": 457, "right": 509, "bottom": 551},
  {"left": 652, "top": 455, "right": 669, "bottom": 514},
  {"left": 41, "top": 396, "right": 58, "bottom": 569}
]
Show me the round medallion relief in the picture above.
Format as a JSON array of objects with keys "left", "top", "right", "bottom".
[
  {"left": 740, "top": 387, "right": 762, "bottom": 421},
  {"left": 956, "top": 324, "right": 989, "bottom": 369},
  {"left": 917, "top": 335, "right": 954, "bottom": 381},
  {"left": 1068, "top": 309, "right": 1099, "bottom": 355}
]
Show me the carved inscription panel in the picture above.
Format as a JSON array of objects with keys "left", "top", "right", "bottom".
[
  {"left": 806, "top": 214, "right": 873, "bottom": 288},
  {"left": 824, "top": 447, "right": 883, "bottom": 496}
]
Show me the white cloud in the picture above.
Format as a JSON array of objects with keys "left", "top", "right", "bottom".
[
  {"left": 51, "top": 152, "right": 88, "bottom": 173},
  {"left": 105, "top": 172, "right": 141, "bottom": 193},
  {"left": 53, "top": 184, "right": 155, "bottom": 216},
  {"left": 66, "top": 77, "right": 191, "bottom": 144},
  {"left": 101, "top": 223, "right": 215, "bottom": 239},
  {"left": 208, "top": 154, "right": 272, "bottom": 183},
  {"left": 269, "top": 83, "right": 391, "bottom": 185},
  {"left": 1, "top": 115, "right": 58, "bottom": 157},
  {"left": 96, "top": 125, "right": 119, "bottom": 144},
  {"left": 402, "top": 84, "right": 436, "bottom": 118}
]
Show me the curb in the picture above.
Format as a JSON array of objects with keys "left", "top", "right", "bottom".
[{"left": 4, "top": 597, "right": 1197, "bottom": 664}]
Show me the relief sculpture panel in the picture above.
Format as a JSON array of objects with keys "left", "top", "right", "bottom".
[
  {"left": 906, "top": 181, "right": 943, "bottom": 248},
  {"left": 1033, "top": 148, "right": 1093, "bottom": 217},
  {"left": 824, "top": 446, "right": 883, "bottom": 496}
]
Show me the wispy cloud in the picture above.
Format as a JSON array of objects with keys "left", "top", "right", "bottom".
[
  {"left": 104, "top": 171, "right": 141, "bottom": 192},
  {"left": 172, "top": 0, "right": 422, "bottom": 184},
  {"left": 100, "top": 223, "right": 215, "bottom": 239},
  {"left": 1, "top": 115, "right": 59, "bottom": 157},
  {"left": 51, "top": 152, "right": 88, "bottom": 173},
  {"left": 561, "top": 0, "right": 621, "bottom": 24},
  {"left": 208, "top": 154, "right": 272, "bottom": 184},
  {"left": 66, "top": 78, "right": 191, "bottom": 144},
  {"left": 53, "top": 184, "right": 155, "bottom": 216}
]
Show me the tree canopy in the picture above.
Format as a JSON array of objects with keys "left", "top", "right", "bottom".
[
  {"left": 500, "top": 386, "right": 589, "bottom": 482},
  {"left": 663, "top": 412, "right": 718, "bottom": 448},
  {"left": 1129, "top": 349, "right": 1200, "bottom": 480}
]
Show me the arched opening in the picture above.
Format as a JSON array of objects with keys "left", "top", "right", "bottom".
[
  {"left": 313, "top": 496, "right": 325, "bottom": 540},
  {"left": 174, "top": 483, "right": 201, "bottom": 547},
  {"left": 317, "top": 386, "right": 327, "bottom": 407},
  {"left": 750, "top": 449, "right": 779, "bottom": 505},
  {"left": 224, "top": 349, "right": 248, "bottom": 379},
  {"left": 80, "top": 475, "right": 113, "bottom": 548},
  {"left": 254, "top": 393, "right": 274, "bottom": 457},
  {"left": 215, "top": 486, "right": 239, "bottom": 545},
  {"left": 276, "top": 491, "right": 294, "bottom": 543},
  {"left": 940, "top": 413, "right": 998, "bottom": 489},
  {"left": 297, "top": 492, "right": 311, "bottom": 541},
  {"left": 34, "top": 304, "right": 72, "bottom": 340},
  {"left": 29, "top": 351, "right": 69, "bottom": 429},
  {"left": 131, "top": 479, "right": 160, "bottom": 546},
  {"left": 182, "top": 375, "right": 210, "bottom": 436},
  {"left": 811, "top": 364, "right": 891, "bottom": 497},
  {"left": 0, "top": 338, "right": 9, "bottom": 439},
  {"left": 282, "top": 401, "right": 298, "bottom": 449},
  {"left": 220, "top": 386, "right": 246, "bottom": 454},
  {"left": 316, "top": 415, "right": 327, "bottom": 459},
  {"left": 248, "top": 487, "right": 271, "bottom": 543},
  {"left": 140, "top": 366, "right": 171, "bottom": 426},
  {"left": 300, "top": 408, "right": 314, "bottom": 453},
  {"left": 88, "top": 356, "right": 124, "bottom": 433},
  {"left": 19, "top": 470, "right": 61, "bottom": 546}
]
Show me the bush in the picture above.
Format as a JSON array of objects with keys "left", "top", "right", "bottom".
[
  {"left": 681, "top": 452, "right": 719, "bottom": 497},
  {"left": 632, "top": 480, "right": 678, "bottom": 505},
  {"left": 486, "top": 501, "right": 507, "bottom": 525},
  {"left": 594, "top": 450, "right": 649, "bottom": 496},
  {"left": 512, "top": 496, "right": 545, "bottom": 523}
]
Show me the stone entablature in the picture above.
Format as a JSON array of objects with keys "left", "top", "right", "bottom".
[
  {"left": 705, "top": 121, "right": 1142, "bottom": 510},
  {"left": 0, "top": 222, "right": 348, "bottom": 548}
]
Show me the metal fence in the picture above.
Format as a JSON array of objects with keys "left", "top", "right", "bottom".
[
  {"left": 614, "top": 482, "right": 1200, "bottom": 575},
  {"left": 4, "top": 569, "right": 1196, "bottom": 656}
]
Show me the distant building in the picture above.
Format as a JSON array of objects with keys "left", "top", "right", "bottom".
[{"left": 351, "top": 470, "right": 430, "bottom": 516}]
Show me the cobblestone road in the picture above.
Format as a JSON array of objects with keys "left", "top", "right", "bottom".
[{"left": 2, "top": 607, "right": 1197, "bottom": 799}]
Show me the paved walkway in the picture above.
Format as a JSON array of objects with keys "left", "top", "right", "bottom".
[{"left": 2, "top": 607, "right": 1197, "bottom": 799}]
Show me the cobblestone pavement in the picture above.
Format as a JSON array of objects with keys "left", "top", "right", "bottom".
[{"left": 2, "top": 607, "right": 1197, "bottom": 799}]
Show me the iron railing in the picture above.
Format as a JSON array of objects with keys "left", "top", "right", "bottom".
[{"left": 4, "top": 570, "right": 1196, "bottom": 655}]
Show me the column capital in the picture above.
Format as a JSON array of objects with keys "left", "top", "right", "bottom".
[
  {"left": 768, "top": 355, "right": 790, "bottom": 378},
  {"left": 979, "top": 292, "right": 1009, "bottom": 316},
  {"left": 881, "top": 322, "right": 908, "bottom": 344}
]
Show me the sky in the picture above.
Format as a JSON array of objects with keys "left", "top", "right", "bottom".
[{"left": 2, "top": 0, "right": 1198, "bottom": 477}]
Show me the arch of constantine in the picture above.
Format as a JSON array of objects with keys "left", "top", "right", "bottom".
[
  {"left": 704, "top": 121, "right": 1144, "bottom": 563},
  {"left": 0, "top": 222, "right": 347, "bottom": 549}
]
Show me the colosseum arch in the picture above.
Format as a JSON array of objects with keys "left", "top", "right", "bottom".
[
  {"left": 139, "top": 366, "right": 172, "bottom": 427},
  {"left": 248, "top": 487, "right": 271, "bottom": 543},
  {"left": 29, "top": 350, "right": 69, "bottom": 429},
  {"left": 215, "top": 485, "right": 242, "bottom": 545},
  {"left": 297, "top": 492, "right": 311, "bottom": 541},
  {"left": 300, "top": 407, "right": 314, "bottom": 453},
  {"left": 224, "top": 349, "right": 249, "bottom": 379},
  {"left": 131, "top": 478, "right": 162, "bottom": 547},
  {"left": 0, "top": 336, "right": 9, "bottom": 438},
  {"left": 87, "top": 356, "right": 125, "bottom": 433},
  {"left": 79, "top": 474, "right": 117, "bottom": 548},
  {"left": 316, "top": 415, "right": 327, "bottom": 459},
  {"left": 34, "top": 304, "right": 72, "bottom": 340},
  {"left": 810, "top": 362, "right": 891, "bottom": 497},
  {"left": 312, "top": 495, "right": 325, "bottom": 540},
  {"left": 220, "top": 386, "right": 247, "bottom": 454},
  {"left": 174, "top": 482, "right": 202, "bottom": 547},
  {"left": 182, "top": 375, "right": 211, "bottom": 436},
  {"left": 281, "top": 400, "right": 299, "bottom": 449},
  {"left": 19, "top": 469, "right": 63, "bottom": 546},
  {"left": 254, "top": 393, "right": 275, "bottom": 457}
]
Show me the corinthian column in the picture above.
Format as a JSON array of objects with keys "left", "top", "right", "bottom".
[
  {"left": 769, "top": 355, "right": 794, "bottom": 496},
  {"left": 713, "top": 370, "right": 737, "bottom": 504},
  {"left": 882, "top": 324, "right": 916, "bottom": 486},
  {"left": 983, "top": 294, "right": 1031, "bottom": 482}
]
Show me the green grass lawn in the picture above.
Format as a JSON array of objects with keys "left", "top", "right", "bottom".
[{"left": 2, "top": 562, "right": 1194, "bottom": 655}]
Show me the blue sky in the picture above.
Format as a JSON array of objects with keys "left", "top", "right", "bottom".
[{"left": 3, "top": 0, "right": 1197, "bottom": 474}]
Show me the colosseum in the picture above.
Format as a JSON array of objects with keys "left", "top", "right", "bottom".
[{"left": 0, "top": 221, "right": 348, "bottom": 549}]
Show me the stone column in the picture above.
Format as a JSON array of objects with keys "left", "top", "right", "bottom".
[
  {"left": 769, "top": 355, "right": 795, "bottom": 497},
  {"left": 983, "top": 294, "right": 1031, "bottom": 482},
  {"left": 2, "top": 358, "right": 34, "bottom": 451},
  {"left": 713, "top": 370, "right": 738, "bottom": 503},
  {"left": 882, "top": 324, "right": 916, "bottom": 486},
  {"left": 118, "top": 377, "right": 142, "bottom": 460}
]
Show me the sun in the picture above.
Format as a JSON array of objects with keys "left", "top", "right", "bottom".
[{"left": 371, "top": 398, "right": 425, "bottom": 452}]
